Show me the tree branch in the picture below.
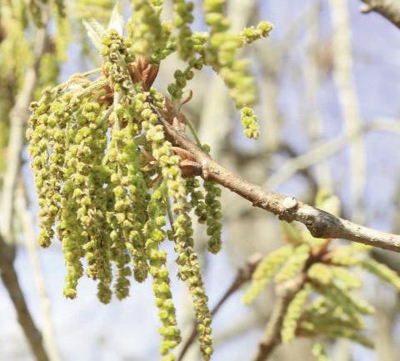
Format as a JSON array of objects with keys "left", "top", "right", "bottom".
[
  {"left": 0, "top": 234, "right": 49, "bottom": 361},
  {"left": 360, "top": 0, "right": 400, "bottom": 29},
  {"left": 156, "top": 113, "right": 400, "bottom": 253},
  {"left": 254, "top": 274, "right": 306, "bottom": 361}
]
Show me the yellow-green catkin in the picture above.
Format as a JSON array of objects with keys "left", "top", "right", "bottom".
[
  {"left": 202, "top": 0, "right": 272, "bottom": 139},
  {"left": 27, "top": 91, "right": 58, "bottom": 248},
  {"left": 78, "top": 100, "right": 113, "bottom": 303},
  {"left": 107, "top": 117, "right": 148, "bottom": 284},
  {"left": 168, "top": 65, "right": 196, "bottom": 100},
  {"left": 318, "top": 327, "right": 373, "bottom": 348},
  {"left": 312, "top": 343, "right": 331, "bottom": 361},
  {"left": 204, "top": 180, "right": 222, "bottom": 254},
  {"left": 307, "top": 263, "right": 333, "bottom": 286},
  {"left": 139, "top": 96, "right": 214, "bottom": 358},
  {"left": 65, "top": 99, "right": 113, "bottom": 302},
  {"left": 275, "top": 244, "right": 310, "bottom": 283},
  {"left": 243, "top": 245, "right": 293, "bottom": 304},
  {"left": 240, "top": 22, "right": 274, "bottom": 45},
  {"left": 331, "top": 266, "right": 362, "bottom": 289},
  {"left": 166, "top": 31, "right": 208, "bottom": 98},
  {"left": 136, "top": 90, "right": 213, "bottom": 359},
  {"left": 300, "top": 297, "right": 365, "bottom": 335},
  {"left": 185, "top": 178, "right": 207, "bottom": 224},
  {"left": 361, "top": 259, "right": 400, "bottom": 290},
  {"left": 172, "top": 0, "right": 194, "bottom": 60},
  {"left": 281, "top": 283, "right": 312, "bottom": 344},
  {"left": 240, "top": 107, "right": 259, "bottom": 139},
  {"left": 241, "top": 191, "right": 400, "bottom": 353},
  {"left": 203, "top": 0, "right": 248, "bottom": 102},
  {"left": 314, "top": 283, "right": 375, "bottom": 317},
  {"left": 129, "top": 0, "right": 170, "bottom": 59},
  {"left": 172, "top": 203, "right": 213, "bottom": 360},
  {"left": 145, "top": 186, "right": 181, "bottom": 359},
  {"left": 330, "top": 243, "right": 371, "bottom": 266},
  {"left": 122, "top": 126, "right": 150, "bottom": 285},
  {"left": 52, "top": 98, "right": 87, "bottom": 298}
]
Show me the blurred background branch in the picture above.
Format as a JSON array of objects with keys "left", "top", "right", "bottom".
[{"left": 0, "top": 3, "right": 53, "bottom": 361}]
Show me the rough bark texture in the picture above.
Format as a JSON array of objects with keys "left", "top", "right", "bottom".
[{"left": 157, "top": 113, "right": 400, "bottom": 253}]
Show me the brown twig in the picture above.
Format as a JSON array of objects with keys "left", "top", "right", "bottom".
[
  {"left": 152, "top": 107, "right": 400, "bottom": 253},
  {"left": 0, "top": 234, "right": 49, "bottom": 361},
  {"left": 0, "top": 6, "right": 51, "bottom": 361},
  {"left": 360, "top": 0, "right": 400, "bottom": 29},
  {"left": 177, "top": 254, "right": 262, "bottom": 361},
  {"left": 254, "top": 274, "right": 306, "bottom": 361}
]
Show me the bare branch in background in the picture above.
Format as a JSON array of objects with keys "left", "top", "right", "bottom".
[
  {"left": 254, "top": 274, "right": 306, "bottom": 361},
  {"left": 0, "top": 8, "right": 51, "bottom": 361},
  {"left": 266, "top": 128, "right": 359, "bottom": 190},
  {"left": 303, "top": 0, "right": 333, "bottom": 192},
  {"left": 360, "top": 0, "right": 400, "bottom": 29},
  {"left": 265, "top": 119, "right": 400, "bottom": 191},
  {"left": 178, "top": 254, "right": 262, "bottom": 361},
  {"left": 0, "top": 233, "right": 49, "bottom": 361},
  {"left": 158, "top": 114, "right": 400, "bottom": 253},
  {"left": 255, "top": 4, "right": 321, "bottom": 154},
  {"left": 255, "top": 40, "right": 281, "bottom": 153},
  {"left": 0, "top": 20, "right": 47, "bottom": 241},
  {"left": 329, "top": 0, "right": 366, "bottom": 223},
  {"left": 15, "top": 182, "right": 62, "bottom": 361}
]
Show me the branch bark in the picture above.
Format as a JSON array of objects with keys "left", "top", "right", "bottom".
[
  {"left": 0, "top": 234, "right": 49, "bottom": 361},
  {"left": 360, "top": 0, "right": 400, "bottom": 29},
  {"left": 155, "top": 112, "right": 400, "bottom": 253}
]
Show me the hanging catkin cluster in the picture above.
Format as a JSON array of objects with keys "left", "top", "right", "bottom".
[
  {"left": 243, "top": 191, "right": 400, "bottom": 356},
  {"left": 26, "top": 1, "right": 273, "bottom": 360}
]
